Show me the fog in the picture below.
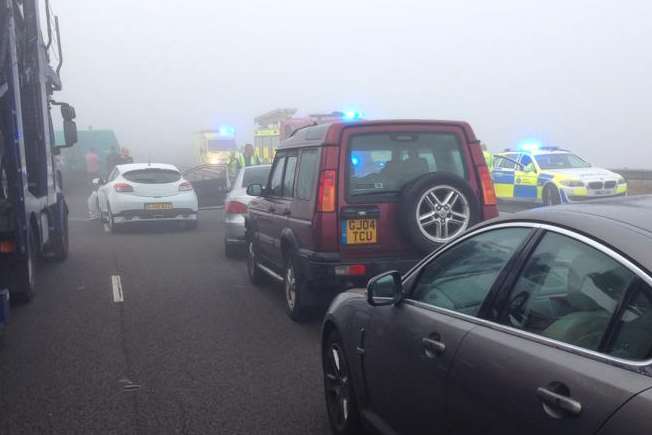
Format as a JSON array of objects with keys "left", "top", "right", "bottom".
[{"left": 52, "top": 0, "right": 651, "bottom": 168}]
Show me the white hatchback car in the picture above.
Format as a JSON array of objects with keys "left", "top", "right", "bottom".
[{"left": 96, "top": 163, "right": 199, "bottom": 232}]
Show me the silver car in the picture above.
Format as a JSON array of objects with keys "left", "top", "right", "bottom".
[{"left": 223, "top": 164, "right": 271, "bottom": 257}]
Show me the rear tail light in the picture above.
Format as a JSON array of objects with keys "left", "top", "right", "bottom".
[
  {"left": 334, "top": 264, "right": 367, "bottom": 277},
  {"left": 178, "top": 181, "right": 193, "bottom": 191},
  {"left": 113, "top": 183, "right": 134, "bottom": 193},
  {"left": 478, "top": 166, "right": 497, "bottom": 206},
  {"left": 0, "top": 240, "right": 16, "bottom": 254},
  {"left": 225, "top": 200, "right": 248, "bottom": 214},
  {"left": 317, "top": 170, "right": 336, "bottom": 212}
]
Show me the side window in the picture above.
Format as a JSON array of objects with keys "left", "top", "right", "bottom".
[
  {"left": 296, "top": 149, "right": 320, "bottom": 200},
  {"left": 503, "top": 232, "right": 636, "bottom": 352},
  {"left": 609, "top": 281, "right": 652, "bottom": 360},
  {"left": 520, "top": 154, "right": 535, "bottom": 172},
  {"left": 282, "top": 155, "right": 298, "bottom": 198},
  {"left": 269, "top": 156, "right": 286, "bottom": 196},
  {"left": 108, "top": 168, "right": 119, "bottom": 182},
  {"left": 496, "top": 154, "right": 518, "bottom": 170},
  {"left": 411, "top": 228, "right": 531, "bottom": 317}
]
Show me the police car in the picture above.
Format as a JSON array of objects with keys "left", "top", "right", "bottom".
[{"left": 492, "top": 146, "right": 627, "bottom": 205}]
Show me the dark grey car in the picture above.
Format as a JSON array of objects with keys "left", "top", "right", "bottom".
[{"left": 322, "top": 195, "right": 652, "bottom": 435}]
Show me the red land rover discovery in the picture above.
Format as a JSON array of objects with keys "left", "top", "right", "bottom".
[{"left": 245, "top": 120, "right": 498, "bottom": 321}]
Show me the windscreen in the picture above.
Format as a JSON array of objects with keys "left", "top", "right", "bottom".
[
  {"left": 207, "top": 139, "right": 237, "bottom": 151},
  {"left": 348, "top": 132, "right": 466, "bottom": 196},
  {"left": 535, "top": 153, "right": 591, "bottom": 170},
  {"left": 242, "top": 166, "right": 271, "bottom": 187},
  {"left": 122, "top": 168, "right": 181, "bottom": 184}
]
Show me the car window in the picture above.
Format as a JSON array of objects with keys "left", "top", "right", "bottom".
[
  {"left": 122, "top": 168, "right": 181, "bottom": 184},
  {"left": 282, "top": 155, "right": 298, "bottom": 197},
  {"left": 520, "top": 154, "right": 534, "bottom": 168},
  {"left": 268, "top": 156, "right": 285, "bottom": 196},
  {"left": 296, "top": 149, "right": 320, "bottom": 201},
  {"left": 108, "top": 168, "right": 119, "bottom": 182},
  {"left": 411, "top": 228, "right": 531, "bottom": 317},
  {"left": 502, "top": 232, "right": 636, "bottom": 352},
  {"left": 242, "top": 166, "right": 271, "bottom": 188},
  {"left": 495, "top": 153, "right": 519, "bottom": 170},
  {"left": 348, "top": 132, "right": 466, "bottom": 197},
  {"left": 608, "top": 280, "right": 652, "bottom": 360}
]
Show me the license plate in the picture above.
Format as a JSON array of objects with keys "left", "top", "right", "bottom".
[
  {"left": 594, "top": 190, "right": 610, "bottom": 195},
  {"left": 144, "top": 202, "right": 173, "bottom": 210},
  {"left": 343, "top": 218, "right": 377, "bottom": 245}
]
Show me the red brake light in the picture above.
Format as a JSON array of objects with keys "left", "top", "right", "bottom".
[
  {"left": 179, "top": 181, "right": 193, "bottom": 191},
  {"left": 225, "top": 200, "right": 248, "bottom": 214},
  {"left": 317, "top": 170, "right": 336, "bottom": 212},
  {"left": 479, "top": 166, "right": 497, "bottom": 206},
  {"left": 0, "top": 240, "right": 16, "bottom": 254},
  {"left": 113, "top": 183, "right": 134, "bottom": 192}
]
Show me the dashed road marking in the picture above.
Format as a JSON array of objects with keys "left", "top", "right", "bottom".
[{"left": 112, "top": 275, "right": 124, "bottom": 303}]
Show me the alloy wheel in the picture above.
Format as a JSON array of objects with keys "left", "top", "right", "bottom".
[
  {"left": 416, "top": 185, "right": 470, "bottom": 243},
  {"left": 324, "top": 342, "right": 351, "bottom": 431},
  {"left": 285, "top": 262, "right": 296, "bottom": 311}
]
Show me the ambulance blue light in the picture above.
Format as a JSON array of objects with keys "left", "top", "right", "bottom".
[
  {"left": 218, "top": 125, "right": 235, "bottom": 137},
  {"left": 351, "top": 155, "right": 360, "bottom": 166}
]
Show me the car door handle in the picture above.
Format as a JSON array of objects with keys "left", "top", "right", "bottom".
[
  {"left": 281, "top": 209, "right": 291, "bottom": 216},
  {"left": 536, "top": 386, "right": 582, "bottom": 416},
  {"left": 268, "top": 206, "right": 276, "bottom": 213},
  {"left": 422, "top": 337, "right": 446, "bottom": 357}
]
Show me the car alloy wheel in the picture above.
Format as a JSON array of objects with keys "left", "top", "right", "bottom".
[
  {"left": 416, "top": 185, "right": 470, "bottom": 243},
  {"left": 323, "top": 330, "right": 362, "bottom": 434},
  {"left": 285, "top": 262, "right": 297, "bottom": 311},
  {"left": 247, "top": 241, "right": 257, "bottom": 277}
]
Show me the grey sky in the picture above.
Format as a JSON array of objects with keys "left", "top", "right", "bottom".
[{"left": 53, "top": 0, "right": 651, "bottom": 167}]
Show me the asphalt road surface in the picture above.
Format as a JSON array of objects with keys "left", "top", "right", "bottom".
[{"left": 0, "top": 187, "right": 331, "bottom": 434}]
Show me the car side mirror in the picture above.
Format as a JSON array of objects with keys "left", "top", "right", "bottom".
[
  {"left": 246, "top": 183, "right": 264, "bottom": 197},
  {"left": 92, "top": 177, "right": 101, "bottom": 187},
  {"left": 367, "top": 271, "right": 403, "bottom": 306}
]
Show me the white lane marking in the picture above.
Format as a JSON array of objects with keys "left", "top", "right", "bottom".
[{"left": 112, "top": 275, "right": 124, "bottom": 303}]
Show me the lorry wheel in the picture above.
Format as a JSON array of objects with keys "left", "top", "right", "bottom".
[
  {"left": 10, "top": 229, "right": 36, "bottom": 303},
  {"left": 51, "top": 207, "right": 69, "bottom": 261},
  {"left": 399, "top": 173, "right": 481, "bottom": 255}
]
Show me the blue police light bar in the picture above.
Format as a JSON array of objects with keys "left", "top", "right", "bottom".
[
  {"left": 218, "top": 125, "right": 235, "bottom": 137},
  {"left": 342, "top": 110, "right": 363, "bottom": 121},
  {"left": 519, "top": 142, "right": 540, "bottom": 153}
]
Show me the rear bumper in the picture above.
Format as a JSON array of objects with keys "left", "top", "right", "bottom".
[
  {"left": 224, "top": 213, "right": 246, "bottom": 243},
  {"left": 113, "top": 209, "right": 197, "bottom": 223},
  {"left": 295, "top": 250, "right": 420, "bottom": 292}
]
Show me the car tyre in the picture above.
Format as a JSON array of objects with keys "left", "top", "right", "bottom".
[
  {"left": 323, "top": 328, "right": 364, "bottom": 435},
  {"left": 543, "top": 184, "right": 562, "bottom": 206},
  {"left": 284, "top": 256, "right": 309, "bottom": 322},
  {"left": 107, "top": 205, "right": 122, "bottom": 233},
  {"left": 399, "top": 173, "right": 481, "bottom": 254},
  {"left": 247, "top": 240, "right": 267, "bottom": 286}
]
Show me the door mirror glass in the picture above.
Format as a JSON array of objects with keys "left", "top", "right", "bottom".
[
  {"left": 92, "top": 177, "right": 101, "bottom": 186},
  {"left": 367, "top": 271, "right": 402, "bottom": 306},
  {"left": 246, "top": 183, "right": 264, "bottom": 197}
]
